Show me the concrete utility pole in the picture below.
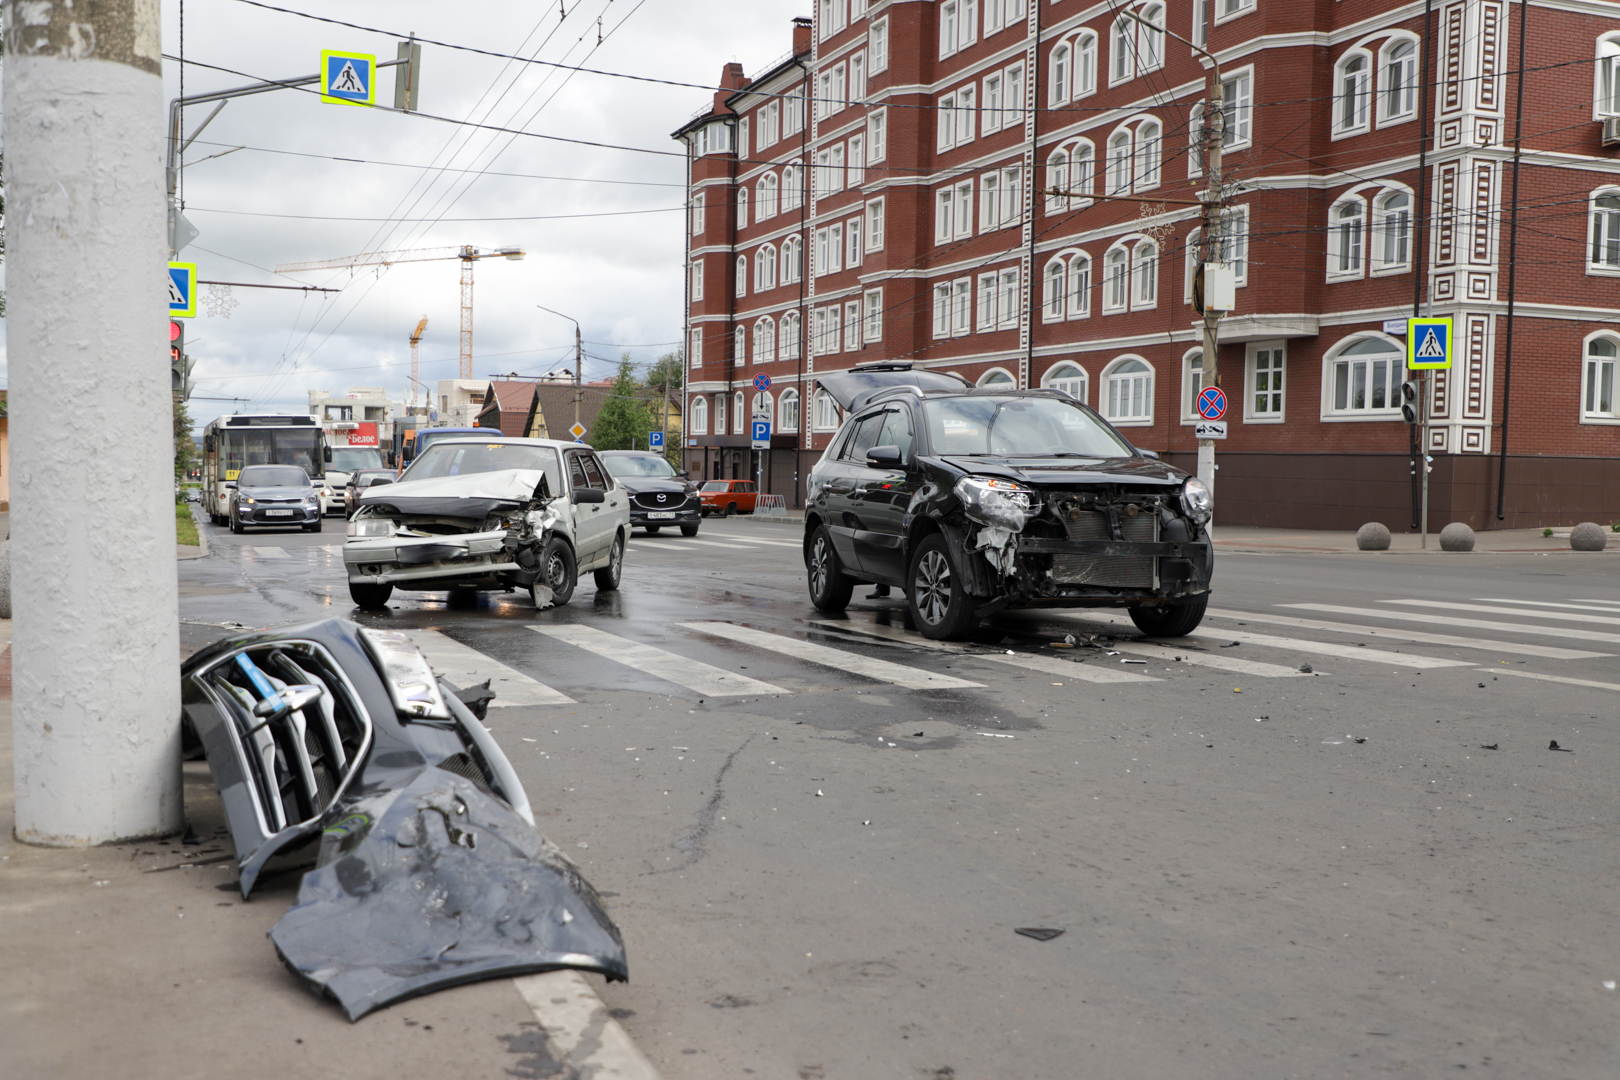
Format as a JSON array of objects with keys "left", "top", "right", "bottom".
[
  {"left": 6, "top": 0, "right": 183, "bottom": 844},
  {"left": 1198, "top": 75, "right": 1226, "bottom": 511}
]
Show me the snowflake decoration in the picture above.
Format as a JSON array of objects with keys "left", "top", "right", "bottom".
[
  {"left": 203, "top": 283, "right": 238, "bottom": 320},
  {"left": 1135, "top": 202, "right": 1176, "bottom": 249}
]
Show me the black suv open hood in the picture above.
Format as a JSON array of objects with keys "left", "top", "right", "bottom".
[
  {"left": 818, "top": 365, "right": 970, "bottom": 412},
  {"left": 937, "top": 455, "right": 1188, "bottom": 487}
]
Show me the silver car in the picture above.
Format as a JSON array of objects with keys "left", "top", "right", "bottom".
[{"left": 343, "top": 438, "right": 629, "bottom": 610}]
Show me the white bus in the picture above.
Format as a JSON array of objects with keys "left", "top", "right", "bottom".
[{"left": 201, "top": 414, "right": 329, "bottom": 526}]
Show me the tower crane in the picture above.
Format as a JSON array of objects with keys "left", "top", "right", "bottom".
[
  {"left": 408, "top": 316, "right": 429, "bottom": 407},
  {"left": 275, "top": 245, "right": 525, "bottom": 379}
]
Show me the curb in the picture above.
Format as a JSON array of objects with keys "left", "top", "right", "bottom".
[
  {"left": 512, "top": 971, "right": 664, "bottom": 1079},
  {"left": 178, "top": 504, "right": 211, "bottom": 561}
]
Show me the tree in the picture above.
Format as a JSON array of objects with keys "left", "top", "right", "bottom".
[
  {"left": 589, "top": 353, "right": 657, "bottom": 451},
  {"left": 173, "top": 395, "right": 194, "bottom": 480},
  {"left": 645, "top": 348, "right": 683, "bottom": 394}
]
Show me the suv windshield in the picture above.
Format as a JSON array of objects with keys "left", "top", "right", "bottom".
[
  {"left": 405, "top": 442, "right": 564, "bottom": 493},
  {"left": 602, "top": 454, "right": 677, "bottom": 479},
  {"left": 922, "top": 397, "right": 1135, "bottom": 458},
  {"left": 238, "top": 466, "right": 310, "bottom": 488}
]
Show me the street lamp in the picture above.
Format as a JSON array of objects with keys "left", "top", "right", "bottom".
[{"left": 536, "top": 304, "right": 584, "bottom": 430}]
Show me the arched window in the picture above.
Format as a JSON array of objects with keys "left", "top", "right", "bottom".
[
  {"left": 1381, "top": 40, "right": 1418, "bottom": 122},
  {"left": 1075, "top": 31, "right": 1098, "bottom": 97},
  {"left": 1373, "top": 189, "right": 1411, "bottom": 271},
  {"left": 1327, "top": 336, "right": 1403, "bottom": 414},
  {"left": 1330, "top": 197, "right": 1366, "bottom": 276},
  {"left": 1102, "top": 357, "right": 1153, "bottom": 422},
  {"left": 1043, "top": 258, "right": 1067, "bottom": 321},
  {"left": 781, "top": 163, "right": 803, "bottom": 211},
  {"left": 735, "top": 255, "right": 748, "bottom": 297},
  {"left": 977, "top": 368, "right": 1017, "bottom": 388},
  {"left": 1050, "top": 43, "right": 1071, "bottom": 105},
  {"left": 1584, "top": 335, "right": 1619, "bottom": 418},
  {"left": 781, "top": 310, "right": 802, "bottom": 359},
  {"left": 1042, "top": 361, "right": 1087, "bottom": 403},
  {"left": 1106, "top": 129, "right": 1133, "bottom": 194},
  {"left": 1135, "top": 119, "right": 1162, "bottom": 190},
  {"left": 1103, "top": 245, "right": 1130, "bottom": 312},
  {"left": 1590, "top": 189, "right": 1620, "bottom": 269},
  {"left": 778, "top": 388, "right": 801, "bottom": 432},
  {"left": 780, "top": 236, "right": 803, "bottom": 284},
  {"left": 1066, "top": 252, "right": 1091, "bottom": 318},
  {"left": 753, "top": 317, "right": 776, "bottom": 365},
  {"left": 1183, "top": 225, "right": 1203, "bottom": 305},
  {"left": 734, "top": 391, "right": 746, "bottom": 433},
  {"left": 1188, "top": 102, "right": 1206, "bottom": 177},
  {"left": 1046, "top": 148, "right": 1070, "bottom": 213},
  {"left": 690, "top": 396, "right": 708, "bottom": 434},
  {"left": 1597, "top": 34, "right": 1620, "bottom": 117},
  {"left": 713, "top": 393, "right": 727, "bottom": 434},
  {"left": 1131, "top": 239, "right": 1158, "bottom": 308},
  {"left": 1138, "top": 3, "right": 1165, "bottom": 72},
  {"left": 737, "top": 186, "right": 749, "bottom": 229},
  {"left": 1335, "top": 52, "right": 1371, "bottom": 134},
  {"left": 734, "top": 325, "right": 747, "bottom": 364},
  {"left": 813, "top": 389, "right": 841, "bottom": 431},
  {"left": 757, "top": 173, "right": 779, "bottom": 220},
  {"left": 1109, "top": 15, "right": 1136, "bottom": 84},
  {"left": 1182, "top": 349, "right": 1205, "bottom": 419},
  {"left": 756, "top": 245, "right": 776, "bottom": 292}
]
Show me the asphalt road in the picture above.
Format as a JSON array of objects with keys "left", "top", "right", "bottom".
[{"left": 183, "top": 508, "right": 1620, "bottom": 1080}]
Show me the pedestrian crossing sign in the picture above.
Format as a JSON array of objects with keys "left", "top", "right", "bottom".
[
  {"left": 167, "top": 261, "right": 197, "bottom": 318},
  {"left": 321, "top": 50, "right": 375, "bottom": 106},
  {"left": 1406, "top": 317, "right": 1452, "bottom": 370}
]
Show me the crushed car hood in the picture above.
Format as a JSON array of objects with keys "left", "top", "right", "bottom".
[
  {"left": 935, "top": 455, "right": 1188, "bottom": 487},
  {"left": 359, "top": 468, "right": 549, "bottom": 520}
]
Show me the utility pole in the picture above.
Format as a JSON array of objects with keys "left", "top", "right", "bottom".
[
  {"left": 1198, "top": 75, "right": 1226, "bottom": 514},
  {"left": 7, "top": 0, "right": 183, "bottom": 844},
  {"left": 575, "top": 325, "right": 584, "bottom": 430}
]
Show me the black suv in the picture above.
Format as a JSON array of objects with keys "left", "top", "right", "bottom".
[
  {"left": 803, "top": 363, "right": 1213, "bottom": 640},
  {"left": 598, "top": 450, "right": 701, "bottom": 536}
]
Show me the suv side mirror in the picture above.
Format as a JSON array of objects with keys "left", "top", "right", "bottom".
[
  {"left": 1133, "top": 447, "right": 1161, "bottom": 460},
  {"left": 865, "top": 445, "right": 903, "bottom": 469},
  {"left": 571, "top": 488, "right": 606, "bottom": 505}
]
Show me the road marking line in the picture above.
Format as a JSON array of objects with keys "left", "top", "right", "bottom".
[
  {"left": 681, "top": 621, "right": 984, "bottom": 690},
  {"left": 1207, "top": 607, "right": 1610, "bottom": 660},
  {"left": 250, "top": 546, "right": 291, "bottom": 558},
  {"left": 658, "top": 538, "right": 752, "bottom": 550},
  {"left": 321, "top": 544, "right": 345, "bottom": 555},
  {"left": 1284, "top": 603, "right": 1620, "bottom": 646},
  {"left": 807, "top": 619, "right": 970, "bottom": 652},
  {"left": 1385, "top": 598, "right": 1620, "bottom": 626},
  {"left": 981, "top": 650, "right": 1160, "bottom": 684},
  {"left": 1051, "top": 612, "right": 1472, "bottom": 669},
  {"left": 531, "top": 624, "right": 787, "bottom": 697},
  {"left": 1108, "top": 639, "right": 1310, "bottom": 678},
  {"left": 511, "top": 972, "right": 662, "bottom": 1080},
  {"left": 408, "top": 629, "right": 575, "bottom": 707},
  {"left": 1475, "top": 597, "right": 1620, "bottom": 614},
  {"left": 709, "top": 535, "right": 801, "bottom": 548},
  {"left": 1483, "top": 667, "right": 1620, "bottom": 693}
]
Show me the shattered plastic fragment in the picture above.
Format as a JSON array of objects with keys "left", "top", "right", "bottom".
[{"left": 1014, "top": 927, "right": 1065, "bottom": 942}]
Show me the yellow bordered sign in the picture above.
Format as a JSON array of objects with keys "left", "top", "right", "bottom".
[
  {"left": 1406, "top": 317, "right": 1452, "bottom": 370},
  {"left": 321, "top": 50, "right": 375, "bottom": 106},
  {"left": 167, "top": 261, "right": 197, "bottom": 318}
]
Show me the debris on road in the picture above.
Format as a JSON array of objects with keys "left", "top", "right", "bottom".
[
  {"left": 1297, "top": 663, "right": 1312, "bottom": 673},
  {"left": 979, "top": 732, "right": 1015, "bottom": 739},
  {"left": 1220, "top": 641, "right": 1241, "bottom": 648},
  {"left": 1481, "top": 743, "right": 1500, "bottom": 750},
  {"left": 1014, "top": 927, "right": 1065, "bottom": 941},
  {"left": 1549, "top": 740, "right": 1572, "bottom": 752}
]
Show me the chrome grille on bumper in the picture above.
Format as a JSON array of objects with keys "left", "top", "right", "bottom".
[
  {"left": 1051, "top": 511, "right": 1159, "bottom": 587},
  {"left": 632, "top": 492, "right": 689, "bottom": 510}
]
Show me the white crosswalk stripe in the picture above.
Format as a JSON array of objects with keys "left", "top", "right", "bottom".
[
  {"left": 681, "top": 621, "right": 984, "bottom": 690},
  {"left": 1385, "top": 599, "right": 1620, "bottom": 627},
  {"left": 1478, "top": 598, "right": 1620, "bottom": 614},
  {"left": 250, "top": 546, "right": 290, "bottom": 559},
  {"left": 322, "top": 544, "right": 345, "bottom": 555},
  {"left": 1486, "top": 668, "right": 1620, "bottom": 693},
  {"left": 1107, "top": 639, "right": 1310, "bottom": 678},
  {"left": 1284, "top": 603, "right": 1620, "bottom": 646},
  {"left": 710, "top": 535, "right": 800, "bottom": 548},
  {"left": 1206, "top": 607, "right": 1610, "bottom": 660},
  {"left": 657, "top": 538, "right": 752, "bottom": 550},
  {"left": 531, "top": 624, "right": 787, "bottom": 697},
  {"left": 408, "top": 629, "right": 575, "bottom": 707},
  {"left": 807, "top": 619, "right": 1159, "bottom": 683}
]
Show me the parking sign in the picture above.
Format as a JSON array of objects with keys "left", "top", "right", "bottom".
[
  {"left": 751, "top": 419, "right": 771, "bottom": 450},
  {"left": 648, "top": 431, "right": 665, "bottom": 451}
]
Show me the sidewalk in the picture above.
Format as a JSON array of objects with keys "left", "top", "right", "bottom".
[{"left": 0, "top": 620, "right": 661, "bottom": 1080}]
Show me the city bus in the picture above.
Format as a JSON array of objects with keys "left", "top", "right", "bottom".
[{"left": 201, "top": 414, "right": 329, "bottom": 526}]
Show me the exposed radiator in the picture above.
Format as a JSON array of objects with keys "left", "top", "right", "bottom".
[{"left": 1051, "top": 510, "right": 1158, "bottom": 587}]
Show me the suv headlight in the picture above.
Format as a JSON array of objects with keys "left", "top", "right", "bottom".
[
  {"left": 346, "top": 517, "right": 396, "bottom": 538},
  {"left": 954, "top": 476, "right": 1040, "bottom": 531},
  {"left": 1180, "top": 477, "right": 1213, "bottom": 524}
]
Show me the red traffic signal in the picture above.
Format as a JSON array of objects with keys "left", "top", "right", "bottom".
[{"left": 169, "top": 320, "right": 182, "bottom": 342}]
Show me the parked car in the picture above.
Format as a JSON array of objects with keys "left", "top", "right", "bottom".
[
  {"left": 344, "top": 438, "right": 629, "bottom": 610},
  {"left": 343, "top": 468, "right": 398, "bottom": 517},
  {"left": 803, "top": 362, "right": 1213, "bottom": 641},
  {"left": 598, "top": 450, "right": 701, "bottom": 536},
  {"left": 700, "top": 479, "right": 758, "bottom": 517},
  {"left": 228, "top": 465, "right": 323, "bottom": 534}
]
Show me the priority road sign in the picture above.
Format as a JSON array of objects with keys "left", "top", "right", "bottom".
[
  {"left": 167, "top": 262, "right": 197, "bottom": 318},
  {"left": 1196, "top": 386, "right": 1228, "bottom": 421},
  {"left": 1407, "top": 317, "right": 1452, "bottom": 370},
  {"left": 569, "top": 422, "right": 587, "bottom": 443},
  {"left": 648, "top": 431, "right": 665, "bottom": 451},
  {"left": 752, "top": 373, "right": 771, "bottom": 392},
  {"left": 751, "top": 419, "right": 771, "bottom": 450},
  {"left": 321, "top": 50, "right": 376, "bottom": 106}
]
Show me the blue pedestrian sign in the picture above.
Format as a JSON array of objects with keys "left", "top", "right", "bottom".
[
  {"left": 167, "top": 261, "right": 197, "bottom": 318},
  {"left": 752, "top": 373, "right": 771, "bottom": 392},
  {"left": 1406, "top": 317, "right": 1452, "bottom": 370},
  {"left": 648, "top": 431, "right": 665, "bottom": 451},
  {"left": 1196, "top": 386, "right": 1227, "bottom": 421},
  {"left": 751, "top": 418, "right": 771, "bottom": 450},
  {"left": 321, "top": 50, "right": 375, "bottom": 107}
]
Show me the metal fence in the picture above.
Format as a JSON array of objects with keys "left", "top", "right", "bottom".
[{"left": 756, "top": 494, "right": 788, "bottom": 517}]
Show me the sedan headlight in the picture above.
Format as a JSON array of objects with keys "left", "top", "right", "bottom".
[
  {"left": 239, "top": 497, "right": 255, "bottom": 506},
  {"left": 1179, "top": 477, "right": 1213, "bottom": 524},
  {"left": 347, "top": 518, "right": 396, "bottom": 538},
  {"left": 954, "top": 476, "right": 1040, "bottom": 531}
]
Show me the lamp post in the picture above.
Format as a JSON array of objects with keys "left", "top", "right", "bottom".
[{"left": 536, "top": 305, "right": 584, "bottom": 430}]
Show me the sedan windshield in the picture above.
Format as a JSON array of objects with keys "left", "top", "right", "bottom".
[
  {"left": 700, "top": 481, "right": 730, "bottom": 492},
  {"left": 238, "top": 466, "right": 310, "bottom": 488},
  {"left": 922, "top": 397, "right": 1135, "bottom": 458},
  {"left": 405, "top": 442, "right": 563, "bottom": 493},
  {"left": 602, "top": 454, "right": 677, "bottom": 479}
]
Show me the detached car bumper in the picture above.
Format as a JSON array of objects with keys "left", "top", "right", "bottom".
[{"left": 345, "top": 529, "right": 521, "bottom": 587}]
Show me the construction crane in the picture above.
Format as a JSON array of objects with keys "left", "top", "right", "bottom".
[
  {"left": 276, "top": 245, "right": 525, "bottom": 378},
  {"left": 408, "top": 316, "right": 429, "bottom": 407}
]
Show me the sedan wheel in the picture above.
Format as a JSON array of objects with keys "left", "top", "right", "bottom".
[
  {"left": 534, "top": 537, "right": 575, "bottom": 607},
  {"left": 593, "top": 534, "right": 623, "bottom": 591}
]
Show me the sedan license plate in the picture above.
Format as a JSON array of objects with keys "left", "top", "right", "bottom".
[
  {"left": 265, "top": 509, "right": 295, "bottom": 517},
  {"left": 647, "top": 511, "right": 676, "bottom": 520}
]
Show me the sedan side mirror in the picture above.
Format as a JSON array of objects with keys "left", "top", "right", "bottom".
[
  {"left": 368, "top": 477, "right": 393, "bottom": 488},
  {"left": 571, "top": 488, "right": 606, "bottom": 505},
  {"left": 865, "top": 444, "right": 904, "bottom": 469},
  {"left": 1133, "top": 447, "right": 1161, "bottom": 460}
]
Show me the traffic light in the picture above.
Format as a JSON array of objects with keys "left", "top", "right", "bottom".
[
  {"left": 170, "top": 319, "right": 194, "bottom": 399},
  {"left": 1400, "top": 379, "right": 1420, "bottom": 424}
]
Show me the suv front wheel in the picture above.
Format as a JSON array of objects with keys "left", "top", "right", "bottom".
[
  {"left": 806, "top": 526, "right": 854, "bottom": 612},
  {"left": 1128, "top": 594, "right": 1209, "bottom": 637},
  {"left": 907, "top": 534, "right": 978, "bottom": 641}
]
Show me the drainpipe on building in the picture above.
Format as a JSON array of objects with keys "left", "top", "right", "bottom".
[
  {"left": 1495, "top": 0, "right": 1529, "bottom": 522},
  {"left": 1409, "top": 0, "right": 1437, "bottom": 531}
]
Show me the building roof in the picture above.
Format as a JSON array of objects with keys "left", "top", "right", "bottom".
[{"left": 477, "top": 380, "right": 540, "bottom": 437}]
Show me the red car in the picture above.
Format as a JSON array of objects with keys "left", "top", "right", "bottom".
[{"left": 699, "top": 480, "right": 758, "bottom": 516}]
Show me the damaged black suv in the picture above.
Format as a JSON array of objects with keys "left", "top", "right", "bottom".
[{"left": 804, "top": 363, "right": 1213, "bottom": 640}]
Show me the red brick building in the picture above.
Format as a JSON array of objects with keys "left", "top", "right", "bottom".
[{"left": 674, "top": 1, "right": 1620, "bottom": 529}]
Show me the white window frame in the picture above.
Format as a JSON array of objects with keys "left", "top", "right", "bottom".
[
  {"left": 691, "top": 259, "right": 704, "bottom": 301},
  {"left": 1137, "top": 3, "right": 1166, "bottom": 74},
  {"left": 848, "top": 134, "right": 866, "bottom": 187},
  {"left": 735, "top": 254, "right": 748, "bottom": 298},
  {"left": 1134, "top": 118, "right": 1162, "bottom": 191},
  {"left": 850, "top": 51, "right": 867, "bottom": 104},
  {"left": 1188, "top": 102, "right": 1205, "bottom": 177},
  {"left": 1101, "top": 356, "right": 1154, "bottom": 426},
  {"left": 734, "top": 327, "right": 747, "bottom": 365},
  {"left": 983, "top": 71, "right": 1004, "bottom": 134},
  {"left": 1322, "top": 335, "right": 1406, "bottom": 420},
  {"left": 1106, "top": 127, "right": 1133, "bottom": 194},
  {"left": 980, "top": 170, "right": 1003, "bottom": 232},
  {"left": 756, "top": 244, "right": 777, "bottom": 292},
  {"left": 1328, "top": 195, "right": 1367, "bottom": 279},
  {"left": 1180, "top": 347, "right": 1206, "bottom": 422},
  {"left": 865, "top": 198, "right": 885, "bottom": 251},
  {"left": 977, "top": 368, "right": 1017, "bottom": 389},
  {"left": 1074, "top": 31, "right": 1098, "bottom": 98},
  {"left": 756, "top": 173, "right": 778, "bottom": 221},
  {"left": 813, "top": 389, "right": 841, "bottom": 432},
  {"left": 869, "top": 16, "right": 890, "bottom": 74},
  {"left": 1589, "top": 187, "right": 1620, "bottom": 274},
  {"left": 739, "top": 118, "right": 750, "bottom": 159},
  {"left": 782, "top": 311, "right": 802, "bottom": 360},
  {"left": 867, "top": 107, "right": 888, "bottom": 162},
  {"left": 932, "top": 283, "right": 952, "bottom": 339},
  {"left": 825, "top": 304, "right": 842, "bottom": 354},
  {"left": 846, "top": 217, "right": 863, "bottom": 267},
  {"left": 1050, "top": 43, "right": 1071, "bottom": 106},
  {"left": 781, "top": 236, "right": 803, "bottom": 285},
  {"left": 1005, "top": 62, "right": 1026, "bottom": 131},
  {"left": 781, "top": 163, "right": 803, "bottom": 212},
  {"left": 778, "top": 387, "right": 801, "bottom": 433},
  {"left": 828, "top": 223, "right": 844, "bottom": 273},
  {"left": 1333, "top": 50, "right": 1373, "bottom": 137},
  {"left": 1102, "top": 245, "right": 1129, "bottom": 313},
  {"left": 1192, "top": 0, "right": 1208, "bottom": 49},
  {"left": 1371, "top": 187, "right": 1412, "bottom": 275},
  {"left": 690, "top": 395, "right": 708, "bottom": 434},
  {"left": 1042, "top": 258, "right": 1066, "bottom": 322},
  {"left": 1000, "top": 165, "right": 1023, "bottom": 225},
  {"left": 737, "top": 186, "right": 749, "bottom": 230},
  {"left": 1596, "top": 33, "right": 1620, "bottom": 118},
  {"left": 844, "top": 300, "right": 862, "bottom": 351},
  {"left": 1045, "top": 147, "right": 1071, "bottom": 214},
  {"left": 690, "top": 193, "right": 706, "bottom": 235},
  {"left": 784, "top": 92, "right": 805, "bottom": 137},
  {"left": 690, "top": 327, "right": 703, "bottom": 368},
  {"left": 951, "top": 277, "right": 973, "bottom": 337},
  {"left": 997, "top": 267, "right": 1019, "bottom": 330},
  {"left": 734, "top": 391, "right": 746, "bottom": 433},
  {"left": 753, "top": 317, "right": 776, "bottom": 365},
  {"left": 1378, "top": 37, "right": 1420, "bottom": 126},
  {"left": 1215, "top": 0, "right": 1255, "bottom": 24},
  {"left": 940, "top": 0, "right": 961, "bottom": 58},
  {"left": 1131, "top": 239, "right": 1158, "bottom": 309},
  {"left": 1065, "top": 251, "right": 1091, "bottom": 319},
  {"left": 1221, "top": 67, "right": 1254, "bottom": 150},
  {"left": 1582, "top": 332, "right": 1620, "bottom": 422},
  {"left": 1041, "top": 361, "right": 1088, "bottom": 404},
  {"left": 1109, "top": 15, "right": 1136, "bottom": 86},
  {"left": 1246, "top": 341, "right": 1286, "bottom": 423},
  {"left": 863, "top": 289, "right": 883, "bottom": 342}
]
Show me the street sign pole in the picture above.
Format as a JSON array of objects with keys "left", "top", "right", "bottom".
[{"left": 1405, "top": 317, "right": 1452, "bottom": 551}]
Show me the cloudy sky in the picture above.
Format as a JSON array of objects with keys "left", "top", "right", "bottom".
[{"left": 5, "top": 0, "right": 807, "bottom": 422}]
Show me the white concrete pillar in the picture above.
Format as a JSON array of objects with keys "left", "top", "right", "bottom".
[{"left": 6, "top": 0, "right": 182, "bottom": 844}]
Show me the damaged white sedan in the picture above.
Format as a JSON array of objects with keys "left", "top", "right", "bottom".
[{"left": 344, "top": 438, "right": 629, "bottom": 610}]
